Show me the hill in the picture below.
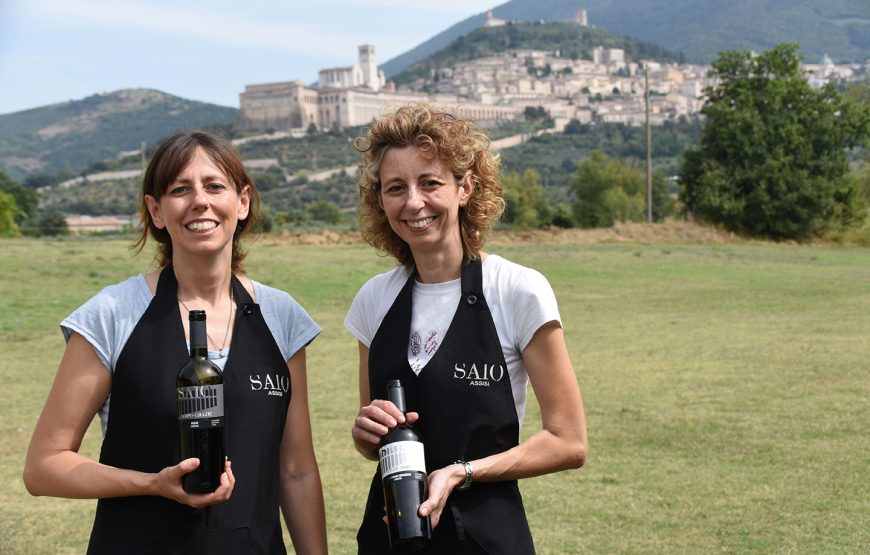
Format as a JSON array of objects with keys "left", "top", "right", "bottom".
[
  {"left": 391, "top": 20, "right": 682, "bottom": 86},
  {"left": 381, "top": 0, "right": 870, "bottom": 75},
  {"left": 0, "top": 89, "right": 237, "bottom": 180},
  {"left": 34, "top": 118, "right": 703, "bottom": 217}
]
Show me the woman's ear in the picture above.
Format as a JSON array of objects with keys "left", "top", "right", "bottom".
[
  {"left": 458, "top": 171, "right": 474, "bottom": 207},
  {"left": 144, "top": 195, "right": 165, "bottom": 229},
  {"left": 238, "top": 184, "right": 251, "bottom": 220}
]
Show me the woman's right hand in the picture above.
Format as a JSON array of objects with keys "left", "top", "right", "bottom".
[
  {"left": 25, "top": 334, "right": 238, "bottom": 506},
  {"left": 351, "top": 399, "right": 419, "bottom": 460},
  {"left": 152, "top": 457, "right": 235, "bottom": 509}
]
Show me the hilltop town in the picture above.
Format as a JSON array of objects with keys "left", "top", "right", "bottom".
[{"left": 235, "top": 11, "right": 869, "bottom": 135}]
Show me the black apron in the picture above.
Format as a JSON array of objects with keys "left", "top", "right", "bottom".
[
  {"left": 357, "top": 258, "right": 536, "bottom": 554},
  {"left": 87, "top": 266, "right": 292, "bottom": 554}
]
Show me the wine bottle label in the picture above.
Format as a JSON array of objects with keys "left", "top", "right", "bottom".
[
  {"left": 379, "top": 441, "right": 426, "bottom": 478},
  {"left": 177, "top": 384, "right": 225, "bottom": 420}
]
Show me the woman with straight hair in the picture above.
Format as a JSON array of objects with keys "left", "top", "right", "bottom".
[{"left": 24, "top": 130, "right": 327, "bottom": 554}]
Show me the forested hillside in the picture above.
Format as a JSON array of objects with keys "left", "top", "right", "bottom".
[
  {"left": 381, "top": 0, "right": 870, "bottom": 75},
  {"left": 0, "top": 89, "right": 237, "bottom": 180},
  {"left": 34, "top": 119, "right": 703, "bottom": 217},
  {"left": 391, "top": 20, "right": 681, "bottom": 86}
]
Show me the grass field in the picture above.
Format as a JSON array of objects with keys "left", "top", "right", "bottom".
[{"left": 1, "top": 232, "right": 868, "bottom": 554}]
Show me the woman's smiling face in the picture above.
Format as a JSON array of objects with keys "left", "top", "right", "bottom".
[
  {"left": 145, "top": 146, "right": 250, "bottom": 260},
  {"left": 378, "top": 145, "right": 472, "bottom": 261}
]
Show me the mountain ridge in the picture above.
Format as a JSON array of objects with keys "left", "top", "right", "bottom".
[
  {"left": 390, "top": 20, "right": 683, "bottom": 87},
  {"left": 381, "top": 0, "right": 870, "bottom": 76},
  {"left": 0, "top": 89, "right": 237, "bottom": 179}
]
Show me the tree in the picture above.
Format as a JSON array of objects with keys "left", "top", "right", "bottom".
[
  {"left": 23, "top": 173, "right": 60, "bottom": 189},
  {"left": 36, "top": 210, "right": 69, "bottom": 237},
  {"left": 251, "top": 167, "right": 286, "bottom": 192},
  {"left": 679, "top": 44, "right": 870, "bottom": 240},
  {"left": 503, "top": 168, "right": 552, "bottom": 228},
  {"left": 571, "top": 150, "right": 672, "bottom": 227},
  {"left": 523, "top": 106, "right": 549, "bottom": 122},
  {"left": 0, "top": 191, "right": 23, "bottom": 237},
  {"left": 253, "top": 205, "right": 275, "bottom": 233},
  {"left": 843, "top": 79, "right": 870, "bottom": 206},
  {"left": 550, "top": 202, "right": 575, "bottom": 228},
  {"left": 0, "top": 171, "right": 39, "bottom": 223},
  {"left": 563, "top": 119, "right": 584, "bottom": 135},
  {"left": 306, "top": 200, "right": 344, "bottom": 225}
]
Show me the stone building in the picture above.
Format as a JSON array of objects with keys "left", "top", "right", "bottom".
[
  {"left": 318, "top": 44, "right": 385, "bottom": 92},
  {"left": 234, "top": 80, "right": 317, "bottom": 132},
  {"left": 236, "top": 44, "right": 519, "bottom": 133},
  {"left": 593, "top": 47, "right": 625, "bottom": 66},
  {"left": 236, "top": 45, "right": 388, "bottom": 133},
  {"left": 483, "top": 10, "right": 507, "bottom": 28}
]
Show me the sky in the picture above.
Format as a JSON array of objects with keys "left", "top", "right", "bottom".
[{"left": 0, "top": 0, "right": 501, "bottom": 115}]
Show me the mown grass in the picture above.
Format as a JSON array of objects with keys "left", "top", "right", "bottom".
[{"left": 1, "top": 235, "right": 868, "bottom": 554}]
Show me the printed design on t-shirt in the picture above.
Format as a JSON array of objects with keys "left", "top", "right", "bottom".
[
  {"left": 410, "top": 331, "right": 422, "bottom": 357},
  {"left": 424, "top": 331, "right": 439, "bottom": 356}
]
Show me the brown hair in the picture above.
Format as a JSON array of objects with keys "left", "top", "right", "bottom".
[
  {"left": 353, "top": 102, "right": 504, "bottom": 266},
  {"left": 134, "top": 130, "right": 260, "bottom": 274}
]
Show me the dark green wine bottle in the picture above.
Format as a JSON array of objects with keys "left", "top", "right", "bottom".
[
  {"left": 176, "top": 310, "right": 226, "bottom": 493},
  {"left": 379, "top": 380, "right": 431, "bottom": 551}
]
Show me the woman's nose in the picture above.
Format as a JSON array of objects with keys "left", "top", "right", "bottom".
[
  {"left": 405, "top": 186, "right": 425, "bottom": 211},
  {"left": 192, "top": 186, "right": 209, "bottom": 209}
]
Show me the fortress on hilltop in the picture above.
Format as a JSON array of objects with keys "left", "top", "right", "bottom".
[{"left": 234, "top": 44, "right": 517, "bottom": 134}]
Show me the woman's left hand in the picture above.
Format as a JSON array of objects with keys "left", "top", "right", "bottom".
[{"left": 417, "top": 463, "right": 465, "bottom": 529}]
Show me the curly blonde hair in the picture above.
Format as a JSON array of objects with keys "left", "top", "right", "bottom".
[{"left": 353, "top": 102, "right": 505, "bottom": 267}]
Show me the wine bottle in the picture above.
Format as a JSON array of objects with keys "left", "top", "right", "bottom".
[
  {"left": 176, "top": 310, "right": 226, "bottom": 493},
  {"left": 379, "top": 380, "right": 431, "bottom": 551}
]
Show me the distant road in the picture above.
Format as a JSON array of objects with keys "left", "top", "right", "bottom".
[
  {"left": 50, "top": 132, "right": 530, "bottom": 191},
  {"left": 490, "top": 134, "right": 527, "bottom": 150},
  {"left": 54, "top": 169, "right": 142, "bottom": 190},
  {"left": 305, "top": 165, "right": 358, "bottom": 182}
]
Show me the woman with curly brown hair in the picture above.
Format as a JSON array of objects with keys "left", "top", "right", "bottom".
[{"left": 346, "top": 103, "right": 588, "bottom": 554}]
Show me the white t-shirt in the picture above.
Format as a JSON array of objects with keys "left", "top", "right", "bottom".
[{"left": 344, "top": 254, "right": 561, "bottom": 426}]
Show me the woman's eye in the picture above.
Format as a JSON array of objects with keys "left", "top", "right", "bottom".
[
  {"left": 168, "top": 185, "right": 189, "bottom": 195},
  {"left": 207, "top": 182, "right": 227, "bottom": 191}
]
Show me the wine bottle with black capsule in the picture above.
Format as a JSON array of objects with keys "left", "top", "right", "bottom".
[
  {"left": 176, "top": 309, "right": 226, "bottom": 493},
  {"left": 379, "top": 379, "right": 431, "bottom": 551}
]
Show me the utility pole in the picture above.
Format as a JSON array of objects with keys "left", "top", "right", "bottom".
[
  {"left": 644, "top": 63, "right": 653, "bottom": 224},
  {"left": 140, "top": 142, "right": 146, "bottom": 172}
]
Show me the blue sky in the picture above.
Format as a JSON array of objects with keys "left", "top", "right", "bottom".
[{"left": 0, "top": 0, "right": 499, "bottom": 115}]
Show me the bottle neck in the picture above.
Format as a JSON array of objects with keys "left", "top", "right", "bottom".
[
  {"left": 387, "top": 383, "right": 407, "bottom": 415},
  {"left": 189, "top": 318, "right": 209, "bottom": 357}
]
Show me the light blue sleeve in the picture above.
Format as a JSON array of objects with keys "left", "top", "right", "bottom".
[
  {"left": 60, "top": 275, "right": 153, "bottom": 373},
  {"left": 254, "top": 281, "right": 321, "bottom": 362}
]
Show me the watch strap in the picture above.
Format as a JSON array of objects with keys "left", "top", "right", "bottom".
[{"left": 454, "top": 459, "right": 474, "bottom": 491}]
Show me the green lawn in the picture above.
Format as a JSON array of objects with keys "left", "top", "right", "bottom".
[{"left": 1, "top": 235, "right": 867, "bottom": 554}]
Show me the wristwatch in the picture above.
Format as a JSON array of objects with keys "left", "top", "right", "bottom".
[{"left": 454, "top": 459, "right": 474, "bottom": 491}]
